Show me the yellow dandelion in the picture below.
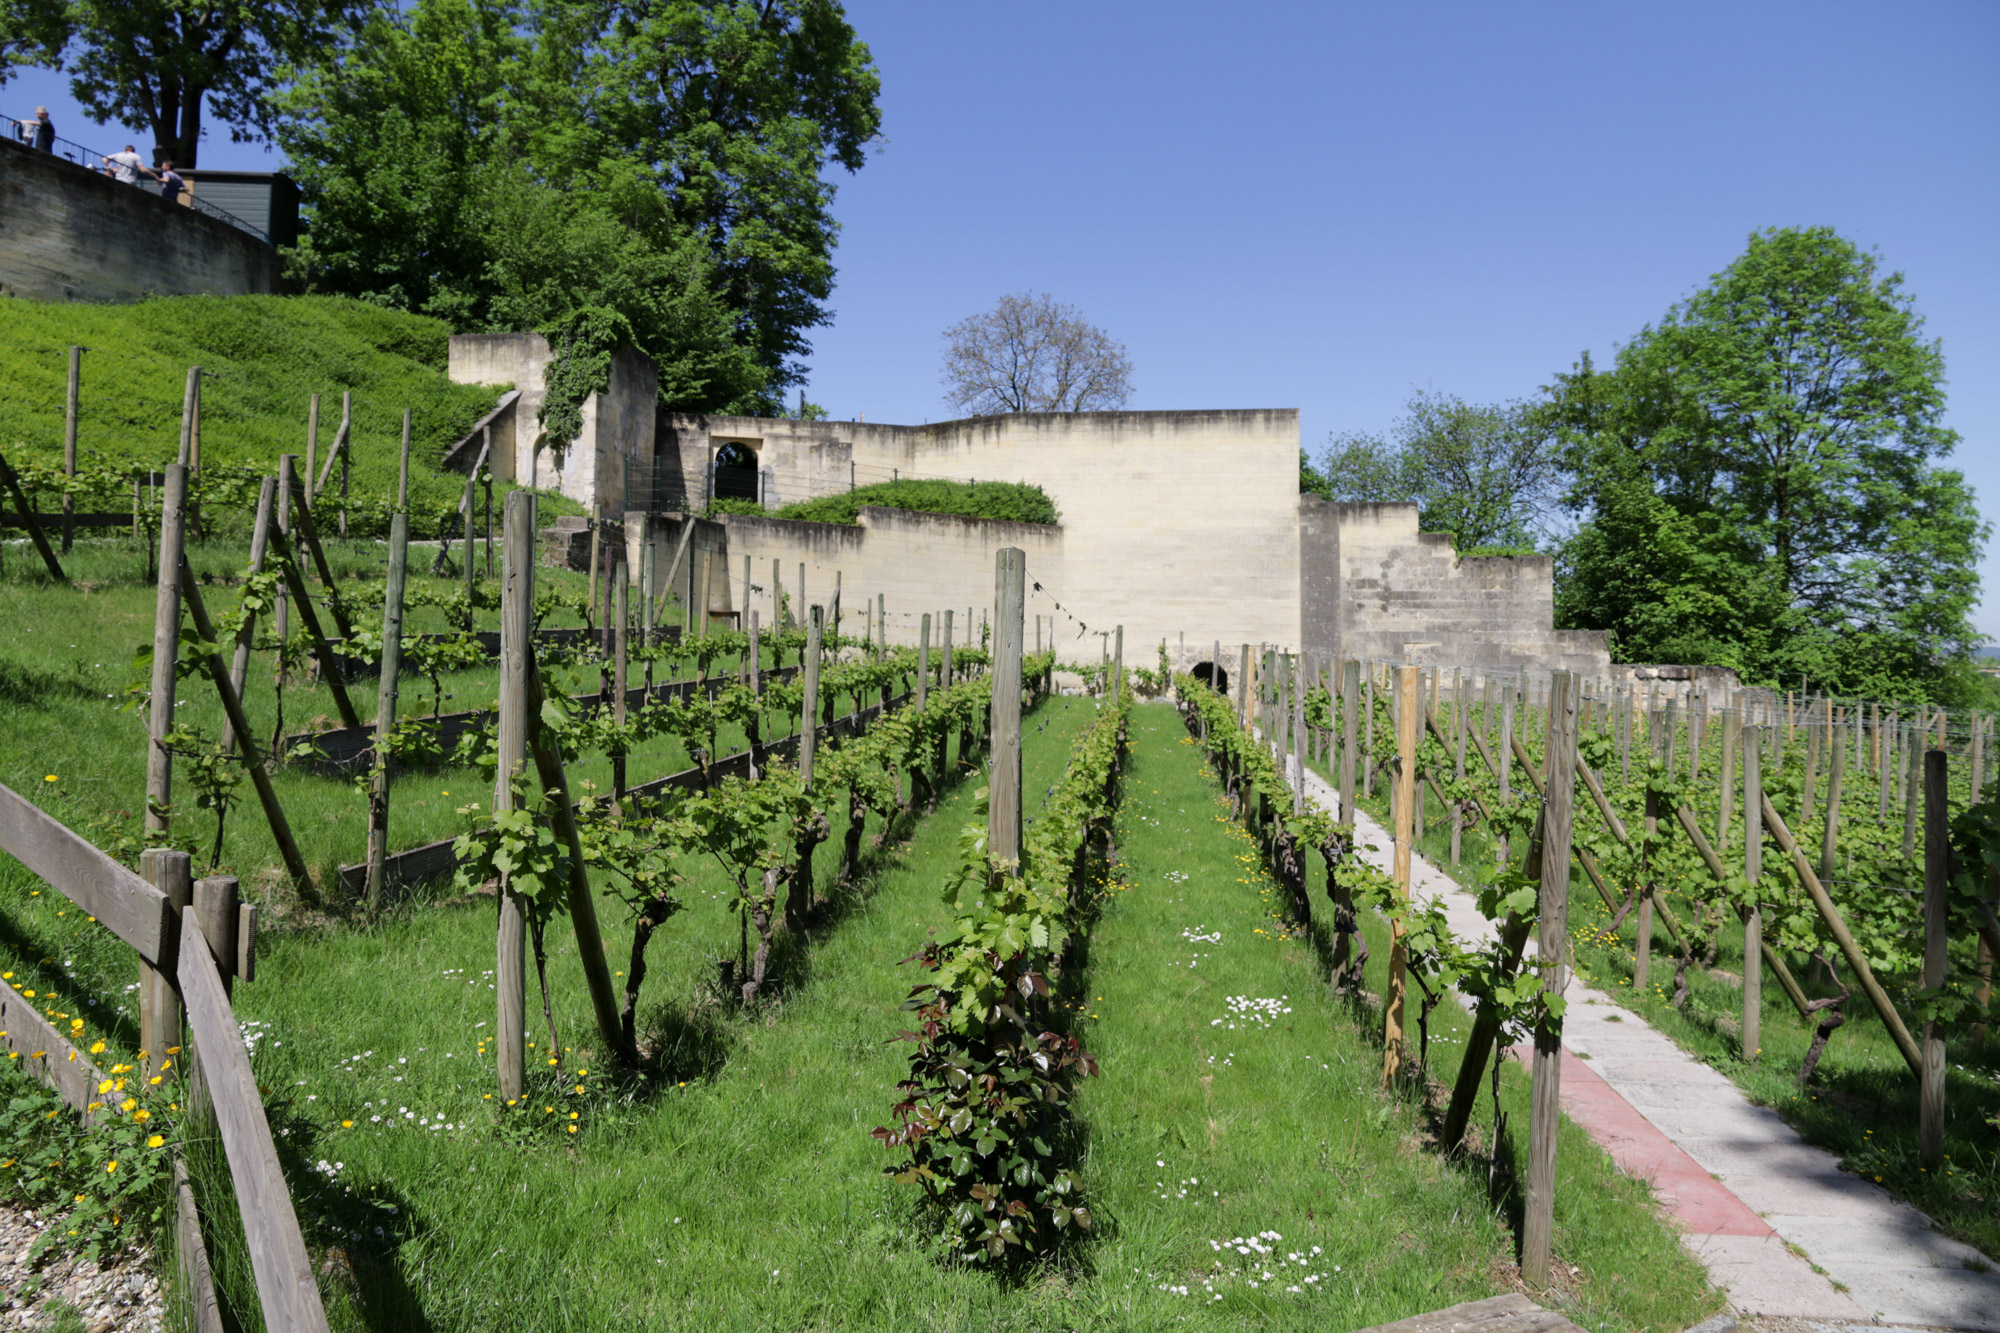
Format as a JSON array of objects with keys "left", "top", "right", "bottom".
[{"left": 146, "top": 1135, "right": 165, "bottom": 1149}]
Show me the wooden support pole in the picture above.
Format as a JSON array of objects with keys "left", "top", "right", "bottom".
[
  {"left": 1718, "top": 701, "right": 1739, "bottom": 854},
  {"left": 273, "top": 527, "right": 363, "bottom": 732},
  {"left": 283, "top": 460, "right": 355, "bottom": 641},
  {"left": 1238, "top": 643, "right": 1252, "bottom": 729},
  {"left": 990, "top": 549, "right": 1025, "bottom": 870},
  {"left": 146, "top": 465, "right": 188, "bottom": 837},
  {"left": 523, "top": 652, "right": 636, "bottom": 1065},
  {"left": 0, "top": 454, "right": 66, "bottom": 582},
  {"left": 1761, "top": 793, "right": 1924, "bottom": 1078},
  {"left": 917, "top": 613, "right": 931, "bottom": 711},
  {"left": 1921, "top": 748, "right": 1949, "bottom": 1168},
  {"left": 178, "top": 564, "right": 314, "bottom": 895},
  {"left": 1743, "top": 726, "right": 1763, "bottom": 1063},
  {"left": 1523, "top": 669, "right": 1578, "bottom": 1289},
  {"left": 1383, "top": 664, "right": 1418, "bottom": 1088},
  {"left": 137, "top": 848, "right": 190, "bottom": 1081},
  {"left": 219, "top": 477, "right": 276, "bottom": 755},
  {"left": 462, "top": 471, "right": 478, "bottom": 626},
  {"left": 495, "top": 493, "right": 533, "bottom": 1102},
  {"left": 365, "top": 512, "right": 410, "bottom": 908},
  {"left": 397, "top": 409, "right": 412, "bottom": 511},
  {"left": 1820, "top": 717, "right": 1846, "bottom": 883},
  {"left": 588, "top": 501, "right": 602, "bottom": 635},
  {"left": 613, "top": 560, "right": 628, "bottom": 801},
  {"left": 1901, "top": 724, "right": 1923, "bottom": 860},
  {"left": 940, "top": 608, "right": 954, "bottom": 687},
  {"left": 180, "top": 367, "right": 200, "bottom": 468},
  {"left": 61, "top": 345, "right": 79, "bottom": 553},
  {"left": 800, "top": 606, "right": 823, "bottom": 786},
  {"left": 1112, "top": 624, "right": 1123, "bottom": 704}
]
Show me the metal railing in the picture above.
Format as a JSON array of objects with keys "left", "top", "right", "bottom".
[{"left": 7, "top": 114, "right": 271, "bottom": 244}]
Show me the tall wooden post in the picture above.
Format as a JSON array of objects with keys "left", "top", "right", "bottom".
[
  {"left": 1821, "top": 718, "right": 1846, "bottom": 882},
  {"left": 137, "top": 848, "right": 191, "bottom": 1080},
  {"left": 1522, "top": 670, "right": 1578, "bottom": 1288},
  {"left": 1112, "top": 624, "right": 1123, "bottom": 704},
  {"left": 61, "top": 345, "right": 79, "bottom": 553},
  {"left": 613, "top": 562, "right": 629, "bottom": 801},
  {"left": 365, "top": 512, "right": 409, "bottom": 908},
  {"left": 1901, "top": 727, "right": 1923, "bottom": 859},
  {"left": 917, "top": 613, "right": 931, "bottom": 711},
  {"left": 219, "top": 477, "right": 276, "bottom": 755},
  {"left": 1237, "top": 643, "right": 1251, "bottom": 728},
  {"left": 941, "top": 609, "right": 955, "bottom": 687},
  {"left": 1339, "top": 660, "right": 1360, "bottom": 827},
  {"left": 495, "top": 492, "right": 534, "bottom": 1103},
  {"left": 1922, "top": 749, "right": 1949, "bottom": 1169},
  {"left": 180, "top": 368, "right": 201, "bottom": 468},
  {"left": 338, "top": 391, "right": 352, "bottom": 538},
  {"left": 397, "top": 410, "right": 412, "bottom": 511},
  {"left": 1383, "top": 664, "right": 1418, "bottom": 1087},
  {"left": 1743, "top": 726, "right": 1763, "bottom": 1063},
  {"left": 1718, "top": 702, "right": 1740, "bottom": 853},
  {"left": 147, "top": 465, "right": 189, "bottom": 838},
  {"left": 800, "top": 606, "right": 823, "bottom": 787},
  {"left": 302, "top": 392, "right": 318, "bottom": 504},
  {"left": 462, "top": 471, "right": 478, "bottom": 627},
  {"left": 991, "top": 550, "right": 1025, "bottom": 870}
]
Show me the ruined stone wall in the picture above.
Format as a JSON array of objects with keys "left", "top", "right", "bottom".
[{"left": 1301, "top": 498, "right": 1609, "bottom": 675}]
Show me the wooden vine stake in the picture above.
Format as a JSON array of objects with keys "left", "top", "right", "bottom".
[
  {"left": 1382, "top": 664, "right": 1418, "bottom": 1088},
  {"left": 219, "top": 478, "right": 276, "bottom": 755},
  {"left": 990, "top": 549, "right": 1025, "bottom": 870},
  {"left": 1742, "top": 726, "right": 1763, "bottom": 1063},
  {"left": 146, "top": 464, "right": 188, "bottom": 839},
  {"left": 366, "top": 511, "right": 410, "bottom": 908},
  {"left": 1522, "top": 668, "right": 1578, "bottom": 1289},
  {"left": 1921, "top": 748, "right": 1948, "bottom": 1168},
  {"left": 494, "top": 492, "right": 533, "bottom": 1102}
]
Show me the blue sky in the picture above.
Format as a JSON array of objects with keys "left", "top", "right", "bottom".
[{"left": 11, "top": 1, "right": 1997, "bottom": 633}]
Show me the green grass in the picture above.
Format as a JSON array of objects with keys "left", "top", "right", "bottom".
[
  {"left": 771, "top": 479, "right": 1058, "bottom": 528},
  {"left": 0, "top": 294, "right": 547, "bottom": 534},
  {"left": 1303, "top": 730, "right": 2000, "bottom": 1265},
  {"left": 1075, "top": 705, "right": 1717, "bottom": 1332}
]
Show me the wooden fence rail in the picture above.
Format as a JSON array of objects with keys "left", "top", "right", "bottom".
[{"left": 0, "top": 782, "right": 324, "bottom": 1331}]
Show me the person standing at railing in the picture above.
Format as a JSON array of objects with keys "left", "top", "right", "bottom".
[
  {"left": 156, "top": 159, "right": 185, "bottom": 202},
  {"left": 30, "top": 107, "right": 55, "bottom": 151},
  {"left": 101, "top": 143, "right": 153, "bottom": 185}
]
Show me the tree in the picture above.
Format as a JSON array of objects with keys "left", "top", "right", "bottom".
[
  {"left": 1312, "top": 390, "right": 1562, "bottom": 553},
  {"left": 1550, "top": 227, "right": 1987, "bottom": 701},
  {"left": 274, "top": 0, "right": 881, "bottom": 415},
  {"left": 940, "top": 292, "right": 1133, "bottom": 415},
  {"left": 10, "top": 0, "right": 364, "bottom": 166}
]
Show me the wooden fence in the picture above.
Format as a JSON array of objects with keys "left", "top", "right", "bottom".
[{"left": 0, "top": 783, "right": 328, "bottom": 1331}]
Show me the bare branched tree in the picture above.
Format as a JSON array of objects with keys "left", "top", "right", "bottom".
[{"left": 940, "top": 292, "right": 1133, "bottom": 415}]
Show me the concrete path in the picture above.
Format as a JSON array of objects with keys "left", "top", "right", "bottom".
[{"left": 1286, "top": 756, "right": 2000, "bottom": 1329}]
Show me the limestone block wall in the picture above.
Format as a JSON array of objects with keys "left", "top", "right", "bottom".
[
  {"left": 1303, "top": 498, "right": 1609, "bottom": 675},
  {"left": 664, "top": 409, "right": 1301, "bottom": 661},
  {"left": 622, "top": 505, "right": 1066, "bottom": 649},
  {"left": 447, "top": 334, "right": 655, "bottom": 514},
  {"left": 0, "top": 137, "right": 281, "bottom": 303}
]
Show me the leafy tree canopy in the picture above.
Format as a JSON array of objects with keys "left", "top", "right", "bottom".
[
  {"left": 7, "top": 0, "right": 364, "bottom": 166},
  {"left": 1309, "top": 390, "right": 1560, "bottom": 555},
  {"left": 274, "top": 0, "right": 882, "bottom": 430},
  {"left": 1549, "top": 226, "right": 1986, "bottom": 703}
]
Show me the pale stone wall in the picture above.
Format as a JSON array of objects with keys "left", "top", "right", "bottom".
[
  {"left": 623, "top": 505, "right": 1066, "bottom": 649},
  {"left": 665, "top": 409, "right": 1301, "bottom": 664},
  {"left": 0, "top": 138, "right": 280, "bottom": 303},
  {"left": 1301, "top": 498, "right": 1610, "bottom": 675},
  {"left": 447, "top": 334, "right": 656, "bottom": 515}
]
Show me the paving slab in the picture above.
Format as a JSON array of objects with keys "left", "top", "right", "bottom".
[{"left": 1282, "top": 749, "right": 2000, "bottom": 1328}]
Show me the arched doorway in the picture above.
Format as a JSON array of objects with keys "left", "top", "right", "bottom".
[
  {"left": 1192, "top": 661, "right": 1230, "bottom": 697},
  {"left": 713, "top": 442, "right": 760, "bottom": 503}
]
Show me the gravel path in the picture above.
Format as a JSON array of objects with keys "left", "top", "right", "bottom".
[{"left": 0, "top": 1202, "right": 165, "bottom": 1332}]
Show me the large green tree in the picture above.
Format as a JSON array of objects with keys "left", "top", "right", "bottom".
[
  {"left": 1310, "top": 390, "right": 1562, "bottom": 553},
  {"left": 8, "top": 0, "right": 364, "bottom": 165},
  {"left": 1551, "top": 226, "right": 1986, "bottom": 701},
  {"left": 274, "top": 0, "right": 881, "bottom": 417}
]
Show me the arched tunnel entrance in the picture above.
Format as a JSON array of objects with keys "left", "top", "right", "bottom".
[
  {"left": 1191, "top": 661, "right": 1230, "bottom": 697},
  {"left": 713, "top": 442, "right": 761, "bottom": 502}
]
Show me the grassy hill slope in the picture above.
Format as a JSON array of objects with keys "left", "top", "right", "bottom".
[{"left": 0, "top": 295, "right": 517, "bottom": 530}]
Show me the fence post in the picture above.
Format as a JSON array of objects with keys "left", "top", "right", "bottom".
[
  {"left": 1383, "top": 663, "right": 1418, "bottom": 1087},
  {"left": 180, "top": 367, "right": 201, "bottom": 469},
  {"left": 1922, "top": 749, "right": 1949, "bottom": 1168},
  {"left": 398, "top": 409, "right": 413, "bottom": 511},
  {"left": 1743, "top": 726, "right": 1763, "bottom": 1063},
  {"left": 366, "top": 512, "right": 410, "bottom": 908},
  {"left": 147, "top": 465, "right": 188, "bottom": 839},
  {"left": 1112, "top": 624, "right": 1123, "bottom": 704},
  {"left": 1237, "top": 643, "right": 1251, "bottom": 729},
  {"left": 495, "top": 492, "right": 533, "bottom": 1103},
  {"left": 462, "top": 471, "right": 478, "bottom": 626},
  {"left": 338, "top": 391, "right": 352, "bottom": 539},
  {"left": 1522, "top": 669, "right": 1577, "bottom": 1288},
  {"left": 137, "top": 848, "right": 191, "bottom": 1080},
  {"left": 991, "top": 550, "right": 1025, "bottom": 870},
  {"left": 1820, "top": 716, "right": 1846, "bottom": 882},
  {"left": 941, "top": 608, "right": 955, "bottom": 687},
  {"left": 62, "top": 345, "right": 79, "bottom": 554},
  {"left": 1902, "top": 726, "right": 1923, "bottom": 859}
]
